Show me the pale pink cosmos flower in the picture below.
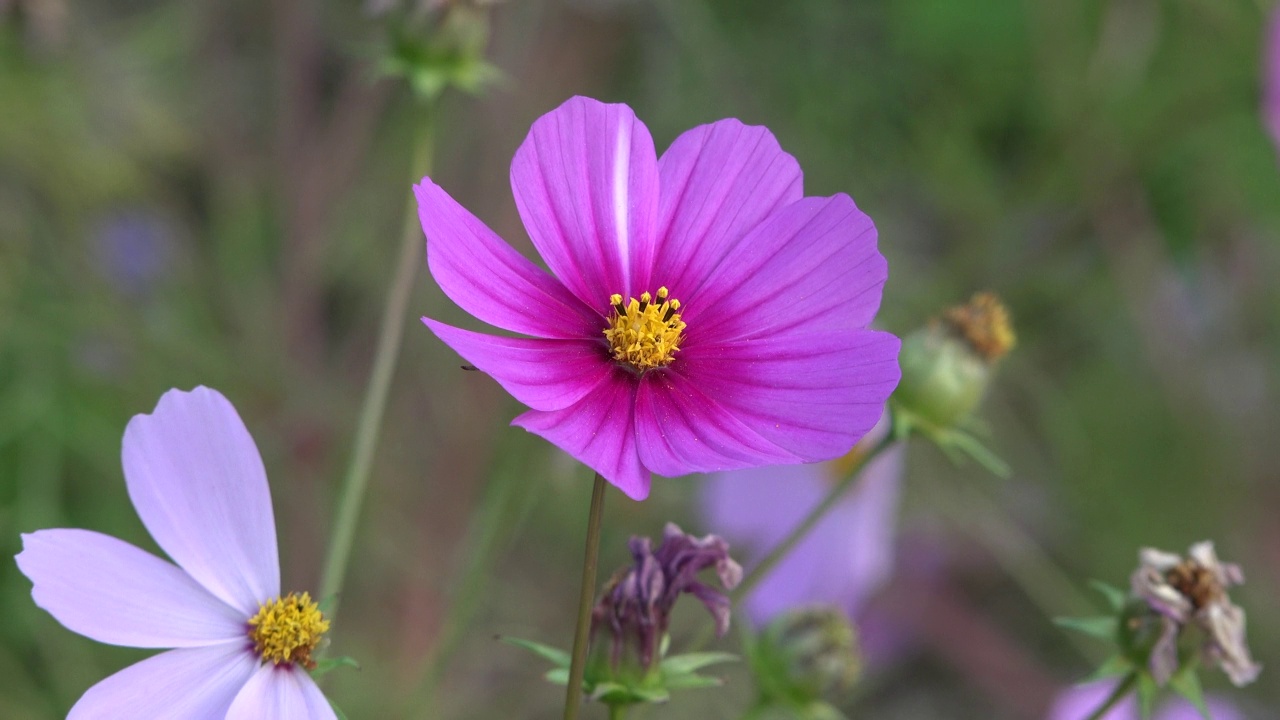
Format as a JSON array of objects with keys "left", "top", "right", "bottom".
[
  {"left": 418, "top": 96, "right": 901, "bottom": 500},
  {"left": 15, "top": 387, "right": 336, "bottom": 719}
]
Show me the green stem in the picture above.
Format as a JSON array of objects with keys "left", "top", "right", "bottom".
[
  {"left": 564, "top": 473, "right": 609, "bottom": 720},
  {"left": 317, "top": 112, "right": 435, "bottom": 619},
  {"left": 734, "top": 435, "right": 896, "bottom": 603},
  {"left": 1084, "top": 672, "right": 1136, "bottom": 720},
  {"left": 608, "top": 704, "right": 628, "bottom": 720}
]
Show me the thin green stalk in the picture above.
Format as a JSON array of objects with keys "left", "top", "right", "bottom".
[
  {"left": 318, "top": 112, "right": 435, "bottom": 619},
  {"left": 564, "top": 473, "right": 609, "bottom": 720},
  {"left": 607, "top": 704, "right": 628, "bottom": 720},
  {"left": 1085, "top": 672, "right": 1136, "bottom": 720}
]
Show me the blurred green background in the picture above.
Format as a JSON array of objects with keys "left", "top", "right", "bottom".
[{"left": 1, "top": 0, "right": 1277, "bottom": 717}]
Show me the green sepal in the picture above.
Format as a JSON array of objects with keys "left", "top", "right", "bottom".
[
  {"left": 1084, "top": 655, "right": 1133, "bottom": 682},
  {"left": 891, "top": 405, "right": 1010, "bottom": 477},
  {"left": 310, "top": 655, "right": 361, "bottom": 678},
  {"left": 1054, "top": 616, "right": 1119, "bottom": 641},
  {"left": 1168, "top": 666, "right": 1210, "bottom": 720},
  {"left": 1088, "top": 580, "right": 1129, "bottom": 612},
  {"left": 659, "top": 651, "right": 738, "bottom": 675},
  {"left": 500, "top": 636, "right": 571, "bottom": 668},
  {"left": 1136, "top": 672, "right": 1159, "bottom": 719},
  {"left": 663, "top": 673, "right": 725, "bottom": 690}
]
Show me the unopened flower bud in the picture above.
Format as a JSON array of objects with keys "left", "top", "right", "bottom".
[
  {"left": 751, "top": 606, "right": 862, "bottom": 705},
  {"left": 893, "top": 292, "right": 1015, "bottom": 428}
]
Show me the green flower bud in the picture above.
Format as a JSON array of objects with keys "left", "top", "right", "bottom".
[
  {"left": 892, "top": 292, "right": 1015, "bottom": 429},
  {"left": 751, "top": 607, "right": 862, "bottom": 706}
]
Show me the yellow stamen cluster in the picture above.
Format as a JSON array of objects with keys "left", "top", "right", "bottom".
[
  {"left": 248, "top": 592, "right": 329, "bottom": 669},
  {"left": 603, "top": 287, "right": 686, "bottom": 372},
  {"left": 941, "top": 292, "right": 1016, "bottom": 363}
]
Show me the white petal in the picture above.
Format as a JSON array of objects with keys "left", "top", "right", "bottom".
[
  {"left": 226, "top": 664, "right": 338, "bottom": 720},
  {"left": 68, "top": 643, "right": 256, "bottom": 719},
  {"left": 16, "top": 529, "right": 246, "bottom": 648},
  {"left": 122, "top": 387, "right": 280, "bottom": 615}
]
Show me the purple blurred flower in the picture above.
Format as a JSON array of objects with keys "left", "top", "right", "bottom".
[
  {"left": 418, "top": 96, "right": 900, "bottom": 500},
  {"left": 91, "top": 209, "right": 174, "bottom": 298},
  {"left": 1131, "top": 541, "right": 1261, "bottom": 687},
  {"left": 1266, "top": 8, "right": 1280, "bottom": 153},
  {"left": 15, "top": 387, "right": 336, "bottom": 719},
  {"left": 699, "top": 414, "right": 904, "bottom": 626},
  {"left": 1046, "top": 680, "right": 1243, "bottom": 720},
  {"left": 591, "top": 523, "right": 742, "bottom": 670}
]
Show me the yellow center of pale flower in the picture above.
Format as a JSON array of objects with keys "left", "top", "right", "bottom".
[
  {"left": 248, "top": 592, "right": 330, "bottom": 669},
  {"left": 603, "top": 286, "right": 686, "bottom": 372}
]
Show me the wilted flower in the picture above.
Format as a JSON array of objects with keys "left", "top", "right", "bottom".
[
  {"left": 1130, "top": 541, "right": 1261, "bottom": 687},
  {"left": 699, "top": 412, "right": 903, "bottom": 626},
  {"left": 591, "top": 523, "right": 742, "bottom": 672},
  {"left": 418, "top": 96, "right": 900, "bottom": 500},
  {"left": 893, "top": 292, "right": 1015, "bottom": 429},
  {"left": 15, "top": 387, "right": 337, "bottom": 718}
]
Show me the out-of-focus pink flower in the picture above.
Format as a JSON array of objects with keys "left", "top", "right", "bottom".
[
  {"left": 418, "top": 96, "right": 900, "bottom": 500},
  {"left": 698, "top": 414, "right": 903, "bottom": 625},
  {"left": 16, "top": 388, "right": 336, "bottom": 719},
  {"left": 1046, "top": 680, "right": 1244, "bottom": 720}
]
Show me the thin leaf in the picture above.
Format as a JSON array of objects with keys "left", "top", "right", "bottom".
[
  {"left": 1088, "top": 580, "right": 1129, "bottom": 612},
  {"left": 663, "top": 673, "right": 725, "bottom": 690},
  {"left": 1169, "top": 667, "right": 1210, "bottom": 720},
  {"left": 1054, "top": 616, "right": 1118, "bottom": 640},
  {"left": 544, "top": 667, "right": 569, "bottom": 685},
  {"left": 500, "top": 636, "right": 571, "bottom": 668},
  {"left": 660, "top": 651, "right": 738, "bottom": 674},
  {"left": 1136, "top": 673, "right": 1159, "bottom": 719},
  {"left": 310, "top": 655, "right": 360, "bottom": 678},
  {"left": 1085, "top": 655, "right": 1133, "bottom": 682}
]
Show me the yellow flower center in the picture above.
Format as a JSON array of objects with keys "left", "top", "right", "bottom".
[
  {"left": 248, "top": 592, "right": 330, "bottom": 669},
  {"left": 941, "top": 292, "right": 1016, "bottom": 363},
  {"left": 603, "top": 287, "right": 686, "bottom": 372}
]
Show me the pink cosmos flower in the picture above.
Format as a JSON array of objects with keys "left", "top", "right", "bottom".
[
  {"left": 418, "top": 96, "right": 901, "bottom": 500},
  {"left": 1046, "top": 680, "right": 1243, "bottom": 720},
  {"left": 1266, "top": 8, "right": 1280, "bottom": 153},
  {"left": 15, "top": 387, "right": 336, "bottom": 719},
  {"left": 699, "top": 413, "right": 903, "bottom": 625}
]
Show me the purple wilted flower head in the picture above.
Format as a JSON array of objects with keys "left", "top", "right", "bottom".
[
  {"left": 591, "top": 523, "right": 742, "bottom": 671},
  {"left": 15, "top": 387, "right": 337, "bottom": 719},
  {"left": 1266, "top": 8, "right": 1280, "bottom": 153},
  {"left": 418, "top": 96, "right": 901, "bottom": 500},
  {"left": 1130, "top": 541, "right": 1261, "bottom": 687},
  {"left": 699, "top": 412, "right": 903, "bottom": 626}
]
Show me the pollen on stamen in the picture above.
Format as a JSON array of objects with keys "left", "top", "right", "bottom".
[
  {"left": 603, "top": 286, "right": 686, "bottom": 372},
  {"left": 248, "top": 591, "right": 330, "bottom": 669}
]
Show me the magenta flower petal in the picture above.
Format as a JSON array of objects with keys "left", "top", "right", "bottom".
[
  {"left": 121, "top": 386, "right": 280, "bottom": 617},
  {"left": 633, "top": 370, "right": 799, "bottom": 476},
  {"left": 685, "top": 194, "right": 885, "bottom": 343},
  {"left": 16, "top": 529, "right": 246, "bottom": 649},
  {"left": 512, "top": 373, "right": 649, "bottom": 500},
  {"left": 226, "top": 664, "right": 337, "bottom": 720},
  {"left": 417, "top": 177, "right": 600, "bottom": 339},
  {"left": 423, "top": 319, "right": 613, "bottom": 412},
  {"left": 652, "top": 119, "right": 803, "bottom": 301},
  {"left": 510, "top": 96, "right": 660, "bottom": 308},
  {"left": 68, "top": 643, "right": 257, "bottom": 719},
  {"left": 679, "top": 330, "right": 901, "bottom": 461}
]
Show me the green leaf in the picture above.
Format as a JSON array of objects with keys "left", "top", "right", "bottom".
[
  {"left": 500, "top": 636, "right": 572, "bottom": 668},
  {"left": 660, "top": 651, "right": 738, "bottom": 674},
  {"left": 1088, "top": 580, "right": 1129, "bottom": 612},
  {"left": 1169, "top": 667, "right": 1210, "bottom": 720},
  {"left": 1085, "top": 655, "right": 1133, "bottom": 682},
  {"left": 310, "top": 655, "right": 360, "bottom": 678},
  {"left": 663, "top": 673, "right": 725, "bottom": 690},
  {"left": 1136, "top": 672, "right": 1159, "bottom": 719},
  {"left": 1054, "top": 616, "right": 1118, "bottom": 640},
  {"left": 544, "top": 667, "right": 569, "bottom": 685}
]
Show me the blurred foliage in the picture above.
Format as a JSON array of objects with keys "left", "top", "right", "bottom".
[{"left": 1, "top": 0, "right": 1277, "bottom": 718}]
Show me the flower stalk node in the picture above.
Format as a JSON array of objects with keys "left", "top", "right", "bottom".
[{"left": 604, "top": 287, "right": 685, "bottom": 372}]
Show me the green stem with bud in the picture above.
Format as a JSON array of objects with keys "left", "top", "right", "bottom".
[
  {"left": 318, "top": 111, "right": 434, "bottom": 621},
  {"left": 564, "top": 473, "right": 609, "bottom": 720},
  {"left": 1084, "top": 671, "right": 1137, "bottom": 720}
]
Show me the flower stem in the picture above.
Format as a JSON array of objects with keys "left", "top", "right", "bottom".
[
  {"left": 564, "top": 472, "right": 609, "bottom": 720},
  {"left": 1084, "top": 671, "right": 1136, "bottom": 720},
  {"left": 607, "top": 705, "right": 628, "bottom": 720},
  {"left": 318, "top": 111, "right": 434, "bottom": 620},
  {"left": 733, "top": 434, "right": 896, "bottom": 603}
]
